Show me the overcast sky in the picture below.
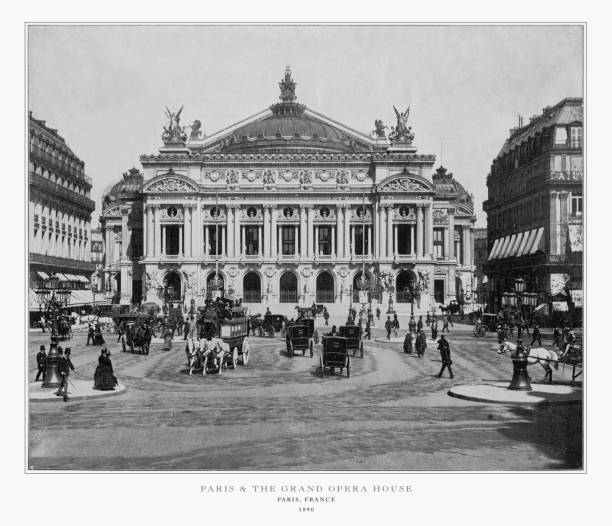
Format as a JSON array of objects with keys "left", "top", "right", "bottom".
[{"left": 28, "top": 25, "right": 583, "bottom": 227}]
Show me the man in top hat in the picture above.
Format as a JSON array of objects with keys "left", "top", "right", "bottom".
[
  {"left": 436, "top": 335, "right": 454, "bottom": 379},
  {"left": 385, "top": 316, "right": 393, "bottom": 340},
  {"left": 35, "top": 345, "right": 47, "bottom": 382},
  {"left": 55, "top": 347, "right": 75, "bottom": 399},
  {"left": 530, "top": 323, "right": 542, "bottom": 347},
  {"left": 325, "top": 325, "right": 338, "bottom": 337}
]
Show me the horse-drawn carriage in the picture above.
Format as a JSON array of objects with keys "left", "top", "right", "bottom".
[
  {"left": 285, "top": 324, "right": 315, "bottom": 358},
  {"left": 319, "top": 336, "right": 350, "bottom": 378},
  {"left": 255, "top": 313, "right": 287, "bottom": 337},
  {"left": 196, "top": 309, "right": 250, "bottom": 366},
  {"left": 118, "top": 313, "right": 153, "bottom": 355},
  {"left": 339, "top": 325, "right": 364, "bottom": 358},
  {"left": 56, "top": 314, "right": 72, "bottom": 340},
  {"left": 472, "top": 313, "right": 499, "bottom": 338}
]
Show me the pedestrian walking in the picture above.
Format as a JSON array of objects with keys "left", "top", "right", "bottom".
[
  {"left": 183, "top": 318, "right": 191, "bottom": 340},
  {"left": 116, "top": 321, "right": 124, "bottom": 343},
  {"left": 94, "top": 348, "right": 118, "bottom": 391},
  {"left": 497, "top": 323, "right": 505, "bottom": 344},
  {"left": 35, "top": 345, "right": 46, "bottom": 382},
  {"left": 530, "top": 323, "right": 542, "bottom": 347},
  {"left": 40, "top": 315, "right": 46, "bottom": 333},
  {"left": 367, "top": 308, "right": 374, "bottom": 327},
  {"left": 431, "top": 319, "right": 438, "bottom": 340},
  {"left": 385, "top": 316, "right": 393, "bottom": 340},
  {"left": 323, "top": 308, "right": 329, "bottom": 326},
  {"left": 507, "top": 318, "right": 514, "bottom": 338},
  {"left": 415, "top": 330, "right": 427, "bottom": 358},
  {"left": 403, "top": 331, "right": 413, "bottom": 354},
  {"left": 426, "top": 312, "right": 431, "bottom": 325},
  {"left": 442, "top": 314, "right": 451, "bottom": 333},
  {"left": 553, "top": 326, "right": 561, "bottom": 348},
  {"left": 376, "top": 307, "right": 381, "bottom": 321},
  {"left": 86, "top": 324, "right": 94, "bottom": 345},
  {"left": 392, "top": 313, "right": 399, "bottom": 337},
  {"left": 55, "top": 347, "right": 75, "bottom": 399},
  {"left": 436, "top": 335, "right": 454, "bottom": 379},
  {"left": 364, "top": 320, "right": 371, "bottom": 340},
  {"left": 162, "top": 328, "right": 173, "bottom": 352},
  {"left": 417, "top": 315, "right": 424, "bottom": 332}
]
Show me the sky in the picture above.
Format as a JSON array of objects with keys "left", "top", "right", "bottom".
[{"left": 28, "top": 25, "right": 583, "bottom": 227}]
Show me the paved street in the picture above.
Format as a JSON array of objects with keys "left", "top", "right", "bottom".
[{"left": 28, "top": 317, "right": 582, "bottom": 470}]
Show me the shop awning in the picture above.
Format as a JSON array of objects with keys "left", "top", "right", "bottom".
[
  {"left": 487, "top": 238, "right": 500, "bottom": 260},
  {"left": 37, "top": 271, "right": 49, "bottom": 280},
  {"left": 55, "top": 273, "right": 69, "bottom": 281},
  {"left": 76, "top": 275, "right": 90, "bottom": 283},
  {"left": 528, "top": 227, "right": 545, "bottom": 254},
  {"left": 516, "top": 229, "right": 535, "bottom": 257},
  {"left": 508, "top": 232, "right": 523, "bottom": 258}
]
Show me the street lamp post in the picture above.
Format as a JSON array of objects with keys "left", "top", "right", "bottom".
[
  {"left": 507, "top": 277, "right": 532, "bottom": 391},
  {"left": 405, "top": 279, "right": 420, "bottom": 335},
  {"left": 35, "top": 274, "right": 72, "bottom": 387}
]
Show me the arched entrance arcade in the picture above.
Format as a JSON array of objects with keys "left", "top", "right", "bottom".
[
  {"left": 315, "top": 271, "right": 335, "bottom": 303},
  {"left": 396, "top": 269, "right": 418, "bottom": 303},
  {"left": 243, "top": 271, "right": 262, "bottom": 303},
  {"left": 279, "top": 271, "right": 298, "bottom": 304}
]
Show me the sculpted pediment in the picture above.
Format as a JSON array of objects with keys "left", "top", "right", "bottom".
[
  {"left": 377, "top": 174, "right": 433, "bottom": 193},
  {"left": 143, "top": 172, "right": 199, "bottom": 193},
  {"left": 101, "top": 205, "right": 121, "bottom": 217}
]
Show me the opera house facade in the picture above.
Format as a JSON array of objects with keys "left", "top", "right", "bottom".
[{"left": 101, "top": 68, "right": 476, "bottom": 315}]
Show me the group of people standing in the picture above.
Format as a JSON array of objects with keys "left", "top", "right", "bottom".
[{"left": 402, "top": 330, "right": 454, "bottom": 378}]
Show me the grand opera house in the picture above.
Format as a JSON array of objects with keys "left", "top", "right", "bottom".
[{"left": 100, "top": 68, "right": 476, "bottom": 315}]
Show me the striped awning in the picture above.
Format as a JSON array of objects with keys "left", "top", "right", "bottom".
[
  {"left": 77, "top": 275, "right": 90, "bottom": 283},
  {"left": 55, "top": 273, "right": 69, "bottom": 281},
  {"left": 488, "top": 227, "right": 545, "bottom": 260},
  {"left": 37, "top": 271, "right": 49, "bottom": 280}
]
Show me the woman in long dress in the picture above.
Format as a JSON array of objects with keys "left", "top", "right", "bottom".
[
  {"left": 99, "top": 350, "right": 117, "bottom": 390},
  {"left": 403, "top": 331, "right": 413, "bottom": 354},
  {"left": 93, "top": 348, "right": 106, "bottom": 389},
  {"left": 161, "top": 328, "right": 173, "bottom": 352}
]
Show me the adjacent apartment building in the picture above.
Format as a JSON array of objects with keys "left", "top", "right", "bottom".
[{"left": 483, "top": 98, "right": 583, "bottom": 320}]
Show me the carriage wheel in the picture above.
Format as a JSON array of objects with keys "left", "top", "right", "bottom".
[
  {"left": 476, "top": 326, "right": 487, "bottom": 338},
  {"left": 309, "top": 340, "right": 314, "bottom": 358},
  {"left": 320, "top": 356, "right": 325, "bottom": 378},
  {"left": 288, "top": 341, "right": 294, "bottom": 358},
  {"left": 232, "top": 347, "right": 239, "bottom": 369},
  {"left": 360, "top": 341, "right": 364, "bottom": 359},
  {"left": 314, "top": 330, "right": 319, "bottom": 344},
  {"left": 241, "top": 338, "right": 250, "bottom": 365}
]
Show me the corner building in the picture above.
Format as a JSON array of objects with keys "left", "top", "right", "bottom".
[{"left": 102, "top": 69, "right": 476, "bottom": 314}]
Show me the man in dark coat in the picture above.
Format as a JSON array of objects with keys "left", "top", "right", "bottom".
[
  {"left": 364, "top": 320, "right": 371, "bottom": 340},
  {"left": 86, "top": 324, "right": 94, "bottom": 345},
  {"left": 403, "top": 331, "right": 413, "bottom": 354},
  {"left": 55, "top": 347, "right": 75, "bottom": 399},
  {"left": 530, "top": 323, "right": 542, "bottom": 347},
  {"left": 431, "top": 318, "right": 439, "bottom": 340},
  {"left": 436, "top": 335, "right": 454, "bottom": 378},
  {"left": 35, "top": 345, "right": 46, "bottom": 382},
  {"left": 376, "top": 307, "right": 381, "bottom": 321},
  {"left": 346, "top": 316, "right": 355, "bottom": 326},
  {"left": 417, "top": 316, "right": 424, "bottom": 332},
  {"left": 325, "top": 325, "right": 338, "bottom": 337},
  {"left": 415, "top": 330, "right": 426, "bottom": 358},
  {"left": 385, "top": 316, "right": 393, "bottom": 340},
  {"left": 553, "top": 326, "right": 561, "bottom": 348},
  {"left": 323, "top": 308, "right": 329, "bottom": 326},
  {"left": 497, "top": 323, "right": 505, "bottom": 344}
]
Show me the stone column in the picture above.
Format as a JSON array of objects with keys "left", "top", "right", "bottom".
[
  {"left": 386, "top": 206, "right": 394, "bottom": 258},
  {"left": 258, "top": 225, "right": 262, "bottom": 256},
  {"left": 427, "top": 204, "right": 434, "bottom": 258},
  {"left": 263, "top": 206, "right": 270, "bottom": 257},
  {"left": 121, "top": 211, "right": 129, "bottom": 260},
  {"left": 410, "top": 224, "right": 415, "bottom": 255},
  {"left": 221, "top": 226, "right": 226, "bottom": 256},
  {"left": 226, "top": 206, "right": 234, "bottom": 258},
  {"left": 336, "top": 205, "right": 343, "bottom": 259},
  {"left": 307, "top": 206, "right": 314, "bottom": 258},
  {"left": 379, "top": 205, "right": 386, "bottom": 259},
  {"left": 178, "top": 226, "right": 183, "bottom": 256},
  {"left": 161, "top": 225, "right": 166, "bottom": 255},
  {"left": 300, "top": 205, "right": 307, "bottom": 257},
  {"left": 331, "top": 225, "right": 336, "bottom": 257},
  {"left": 315, "top": 225, "right": 319, "bottom": 255},
  {"left": 234, "top": 207, "right": 241, "bottom": 257},
  {"left": 184, "top": 206, "right": 191, "bottom": 257},
  {"left": 153, "top": 207, "right": 160, "bottom": 257},
  {"left": 367, "top": 225, "right": 372, "bottom": 256},
  {"left": 343, "top": 206, "right": 351, "bottom": 259},
  {"left": 448, "top": 210, "right": 455, "bottom": 260},
  {"left": 205, "top": 224, "right": 209, "bottom": 256},
  {"left": 463, "top": 225, "right": 470, "bottom": 267},
  {"left": 240, "top": 226, "right": 244, "bottom": 257},
  {"left": 394, "top": 225, "right": 399, "bottom": 256},
  {"left": 271, "top": 207, "right": 277, "bottom": 258},
  {"left": 195, "top": 203, "right": 202, "bottom": 258},
  {"left": 148, "top": 206, "right": 154, "bottom": 258},
  {"left": 351, "top": 225, "right": 355, "bottom": 257},
  {"left": 105, "top": 227, "right": 112, "bottom": 266},
  {"left": 294, "top": 225, "right": 299, "bottom": 255}
]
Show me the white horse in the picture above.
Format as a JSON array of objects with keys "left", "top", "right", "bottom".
[{"left": 498, "top": 340, "right": 559, "bottom": 383}]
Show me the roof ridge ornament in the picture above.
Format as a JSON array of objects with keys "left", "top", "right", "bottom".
[
  {"left": 389, "top": 105, "right": 415, "bottom": 145},
  {"left": 279, "top": 66, "right": 297, "bottom": 103},
  {"left": 162, "top": 106, "right": 187, "bottom": 146}
]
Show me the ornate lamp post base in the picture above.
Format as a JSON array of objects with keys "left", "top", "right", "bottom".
[
  {"left": 42, "top": 342, "right": 63, "bottom": 388},
  {"left": 508, "top": 358, "right": 532, "bottom": 391}
]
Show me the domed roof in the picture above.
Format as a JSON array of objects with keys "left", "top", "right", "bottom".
[
  {"left": 102, "top": 167, "right": 143, "bottom": 211},
  {"left": 212, "top": 67, "right": 373, "bottom": 154},
  {"left": 432, "top": 166, "right": 473, "bottom": 211}
]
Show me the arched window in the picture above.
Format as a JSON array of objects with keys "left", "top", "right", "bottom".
[
  {"left": 396, "top": 270, "right": 418, "bottom": 303},
  {"left": 243, "top": 272, "right": 261, "bottom": 303},
  {"left": 279, "top": 272, "right": 298, "bottom": 304},
  {"left": 316, "top": 272, "right": 335, "bottom": 303}
]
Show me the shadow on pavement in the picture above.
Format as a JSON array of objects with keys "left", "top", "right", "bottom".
[{"left": 497, "top": 400, "right": 583, "bottom": 469}]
